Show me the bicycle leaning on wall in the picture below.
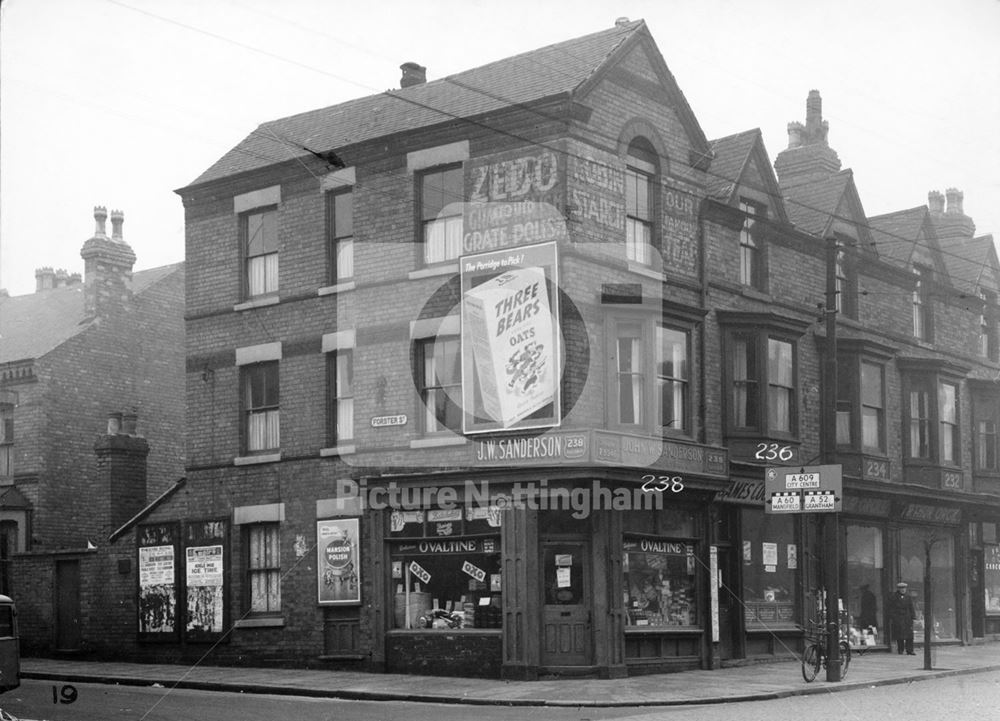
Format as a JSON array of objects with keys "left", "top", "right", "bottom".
[{"left": 801, "top": 620, "right": 851, "bottom": 682}]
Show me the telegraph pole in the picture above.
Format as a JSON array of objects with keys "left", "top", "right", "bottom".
[{"left": 823, "top": 235, "right": 842, "bottom": 681}]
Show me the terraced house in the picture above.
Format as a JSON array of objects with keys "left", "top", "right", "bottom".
[{"left": 105, "top": 19, "right": 999, "bottom": 678}]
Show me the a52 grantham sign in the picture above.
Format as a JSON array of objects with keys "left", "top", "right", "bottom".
[{"left": 764, "top": 465, "right": 843, "bottom": 514}]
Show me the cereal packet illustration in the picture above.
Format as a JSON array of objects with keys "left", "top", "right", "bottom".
[{"left": 463, "top": 266, "right": 554, "bottom": 427}]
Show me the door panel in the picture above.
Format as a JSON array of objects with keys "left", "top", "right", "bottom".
[{"left": 541, "top": 541, "right": 591, "bottom": 666}]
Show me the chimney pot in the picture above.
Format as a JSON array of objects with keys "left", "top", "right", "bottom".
[
  {"left": 399, "top": 62, "right": 426, "bottom": 88},
  {"left": 94, "top": 206, "right": 108, "bottom": 237},
  {"left": 54, "top": 269, "right": 69, "bottom": 287},
  {"left": 928, "top": 190, "right": 945, "bottom": 214},
  {"left": 122, "top": 411, "right": 138, "bottom": 435},
  {"left": 107, "top": 412, "right": 123, "bottom": 435},
  {"left": 615, "top": 16, "right": 630, "bottom": 26},
  {"left": 110, "top": 209, "right": 124, "bottom": 241},
  {"left": 787, "top": 121, "right": 804, "bottom": 149},
  {"left": 35, "top": 267, "right": 55, "bottom": 292},
  {"left": 945, "top": 187, "right": 964, "bottom": 215}
]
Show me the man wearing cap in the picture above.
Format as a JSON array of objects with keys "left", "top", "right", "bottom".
[{"left": 888, "top": 582, "right": 917, "bottom": 655}]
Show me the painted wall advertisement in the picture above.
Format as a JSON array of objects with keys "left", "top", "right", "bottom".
[
  {"left": 137, "top": 523, "right": 177, "bottom": 637},
  {"left": 460, "top": 241, "right": 561, "bottom": 434},
  {"left": 317, "top": 518, "right": 361, "bottom": 605}
]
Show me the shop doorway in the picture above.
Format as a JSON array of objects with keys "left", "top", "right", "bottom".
[
  {"left": 715, "top": 546, "right": 739, "bottom": 660},
  {"left": 540, "top": 540, "right": 592, "bottom": 667}
]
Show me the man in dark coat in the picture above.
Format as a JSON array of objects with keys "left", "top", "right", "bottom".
[{"left": 888, "top": 581, "right": 916, "bottom": 655}]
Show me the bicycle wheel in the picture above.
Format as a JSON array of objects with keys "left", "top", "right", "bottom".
[
  {"left": 838, "top": 640, "right": 851, "bottom": 679},
  {"left": 801, "top": 642, "right": 821, "bottom": 682}
]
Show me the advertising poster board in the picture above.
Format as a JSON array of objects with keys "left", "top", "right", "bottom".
[
  {"left": 460, "top": 241, "right": 561, "bottom": 434},
  {"left": 317, "top": 518, "right": 361, "bottom": 605},
  {"left": 137, "top": 523, "right": 178, "bottom": 639}
]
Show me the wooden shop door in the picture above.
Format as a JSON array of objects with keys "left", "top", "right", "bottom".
[{"left": 540, "top": 540, "right": 592, "bottom": 667}]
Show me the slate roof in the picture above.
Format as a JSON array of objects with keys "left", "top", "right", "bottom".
[
  {"left": 186, "top": 20, "right": 650, "bottom": 188},
  {"left": 706, "top": 130, "right": 759, "bottom": 201},
  {"left": 0, "top": 262, "right": 183, "bottom": 364},
  {"left": 938, "top": 234, "right": 996, "bottom": 292},
  {"left": 780, "top": 170, "right": 854, "bottom": 237},
  {"left": 868, "top": 207, "right": 930, "bottom": 268}
]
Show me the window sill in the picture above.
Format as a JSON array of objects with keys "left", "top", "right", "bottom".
[
  {"left": 320, "top": 444, "right": 356, "bottom": 457},
  {"left": 407, "top": 263, "right": 459, "bottom": 280},
  {"left": 409, "top": 436, "right": 467, "bottom": 449},
  {"left": 318, "top": 281, "right": 356, "bottom": 296},
  {"left": 234, "top": 453, "right": 282, "bottom": 466},
  {"left": 626, "top": 261, "right": 663, "bottom": 281},
  {"left": 234, "top": 295, "right": 280, "bottom": 312},
  {"left": 625, "top": 626, "right": 703, "bottom": 634},
  {"left": 234, "top": 616, "right": 284, "bottom": 629}
]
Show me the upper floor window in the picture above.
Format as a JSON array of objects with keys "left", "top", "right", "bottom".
[
  {"left": 243, "top": 207, "right": 278, "bottom": 298},
  {"left": 421, "top": 166, "right": 463, "bottom": 265},
  {"left": 243, "top": 361, "right": 279, "bottom": 453},
  {"left": 417, "top": 336, "right": 462, "bottom": 433},
  {"left": 972, "top": 384, "right": 1000, "bottom": 474},
  {"left": 739, "top": 199, "right": 766, "bottom": 290},
  {"left": 0, "top": 405, "right": 11, "bottom": 478},
  {"left": 724, "top": 322, "right": 802, "bottom": 439},
  {"left": 327, "top": 189, "right": 354, "bottom": 283},
  {"left": 837, "top": 358, "right": 886, "bottom": 453},
  {"left": 902, "top": 368, "right": 963, "bottom": 466},
  {"left": 624, "top": 139, "right": 657, "bottom": 266},
  {"left": 327, "top": 350, "right": 354, "bottom": 445},
  {"left": 912, "top": 266, "right": 932, "bottom": 341},
  {"left": 245, "top": 523, "right": 281, "bottom": 614},
  {"left": 609, "top": 315, "right": 691, "bottom": 434},
  {"left": 834, "top": 245, "right": 857, "bottom": 319}
]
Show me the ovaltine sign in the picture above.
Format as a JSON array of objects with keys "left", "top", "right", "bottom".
[{"left": 461, "top": 242, "right": 561, "bottom": 434}]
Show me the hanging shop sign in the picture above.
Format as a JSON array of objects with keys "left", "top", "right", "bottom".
[
  {"left": 764, "top": 465, "right": 843, "bottom": 514},
  {"left": 317, "top": 518, "right": 361, "bottom": 605}
]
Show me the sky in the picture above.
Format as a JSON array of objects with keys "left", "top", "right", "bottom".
[{"left": 1, "top": 0, "right": 998, "bottom": 297}]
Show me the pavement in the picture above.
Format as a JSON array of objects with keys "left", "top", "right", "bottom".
[{"left": 18, "top": 643, "right": 1000, "bottom": 707}]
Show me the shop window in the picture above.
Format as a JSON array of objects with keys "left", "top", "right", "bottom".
[
  {"left": 898, "top": 528, "right": 955, "bottom": 639},
  {"left": 740, "top": 509, "right": 799, "bottom": 628},
  {"left": 243, "top": 207, "right": 278, "bottom": 298},
  {"left": 388, "top": 508, "right": 501, "bottom": 630},
  {"left": 326, "top": 188, "right": 353, "bottom": 283},
  {"left": 624, "top": 539, "right": 698, "bottom": 627},
  {"left": 245, "top": 523, "right": 281, "bottom": 614},
  {"left": 420, "top": 166, "right": 463, "bottom": 265},
  {"left": 327, "top": 350, "right": 354, "bottom": 444},
  {"left": 416, "top": 336, "right": 462, "bottom": 434},
  {"left": 985, "top": 545, "right": 1000, "bottom": 616},
  {"left": 843, "top": 524, "right": 884, "bottom": 645},
  {"left": 242, "top": 361, "right": 279, "bottom": 453}
]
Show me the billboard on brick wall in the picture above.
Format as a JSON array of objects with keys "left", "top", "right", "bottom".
[{"left": 461, "top": 241, "right": 561, "bottom": 434}]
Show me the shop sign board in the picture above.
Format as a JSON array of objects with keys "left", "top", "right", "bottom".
[{"left": 764, "top": 465, "right": 843, "bottom": 514}]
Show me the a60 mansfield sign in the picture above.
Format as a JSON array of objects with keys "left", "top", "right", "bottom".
[{"left": 764, "top": 465, "right": 843, "bottom": 514}]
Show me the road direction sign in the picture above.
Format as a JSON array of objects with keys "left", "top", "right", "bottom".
[{"left": 764, "top": 464, "right": 843, "bottom": 514}]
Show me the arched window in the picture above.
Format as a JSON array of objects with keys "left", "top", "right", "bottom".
[{"left": 625, "top": 138, "right": 658, "bottom": 265}]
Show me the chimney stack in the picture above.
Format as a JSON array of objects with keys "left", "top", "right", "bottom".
[
  {"left": 774, "top": 90, "right": 841, "bottom": 182},
  {"left": 96, "top": 409, "right": 149, "bottom": 530},
  {"left": 35, "top": 267, "right": 55, "bottom": 292},
  {"left": 81, "top": 205, "right": 136, "bottom": 317},
  {"left": 400, "top": 62, "right": 427, "bottom": 88}
]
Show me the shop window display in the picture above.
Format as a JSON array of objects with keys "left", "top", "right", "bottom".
[
  {"left": 388, "top": 507, "right": 502, "bottom": 630},
  {"left": 624, "top": 539, "right": 697, "bottom": 626},
  {"left": 898, "top": 528, "right": 956, "bottom": 639},
  {"left": 844, "top": 524, "right": 883, "bottom": 646},
  {"left": 984, "top": 545, "right": 1000, "bottom": 616},
  {"left": 740, "top": 509, "right": 798, "bottom": 628}
]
